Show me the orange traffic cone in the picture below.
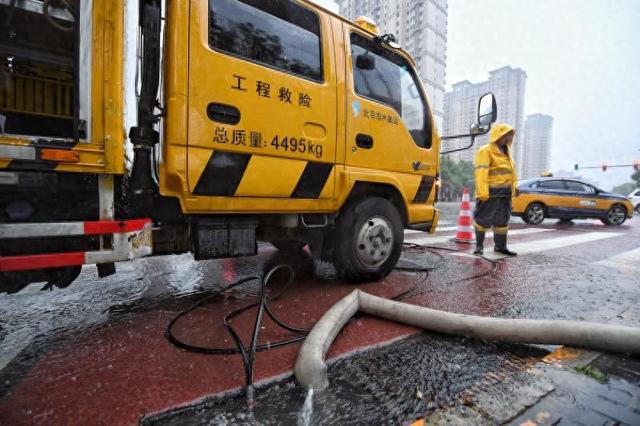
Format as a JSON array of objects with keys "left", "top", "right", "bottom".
[{"left": 452, "top": 187, "right": 474, "bottom": 244}]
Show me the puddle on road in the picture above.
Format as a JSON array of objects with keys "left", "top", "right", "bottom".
[
  {"left": 511, "top": 352, "right": 640, "bottom": 425},
  {"left": 144, "top": 334, "right": 547, "bottom": 425},
  {"left": 3, "top": 239, "right": 639, "bottom": 424}
]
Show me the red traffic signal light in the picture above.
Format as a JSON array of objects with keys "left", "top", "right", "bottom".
[
  {"left": 634, "top": 160, "right": 640, "bottom": 171},
  {"left": 602, "top": 162, "right": 608, "bottom": 171}
]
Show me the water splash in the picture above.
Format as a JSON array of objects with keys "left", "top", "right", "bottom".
[{"left": 297, "top": 388, "right": 314, "bottom": 426}]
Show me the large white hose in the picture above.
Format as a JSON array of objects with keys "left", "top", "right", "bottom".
[{"left": 294, "top": 290, "right": 640, "bottom": 391}]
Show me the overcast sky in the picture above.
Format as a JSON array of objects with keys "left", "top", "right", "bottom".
[{"left": 447, "top": 0, "right": 640, "bottom": 190}]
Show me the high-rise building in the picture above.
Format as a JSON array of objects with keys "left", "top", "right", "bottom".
[
  {"left": 443, "top": 66, "right": 527, "bottom": 170},
  {"left": 335, "top": 0, "right": 448, "bottom": 129},
  {"left": 521, "top": 114, "right": 553, "bottom": 179}
]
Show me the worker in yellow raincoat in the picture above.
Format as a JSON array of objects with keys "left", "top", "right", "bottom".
[{"left": 473, "top": 123, "right": 519, "bottom": 256}]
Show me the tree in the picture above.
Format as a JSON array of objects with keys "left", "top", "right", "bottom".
[
  {"left": 632, "top": 169, "right": 640, "bottom": 188},
  {"left": 440, "top": 157, "right": 475, "bottom": 201},
  {"left": 611, "top": 169, "right": 640, "bottom": 195},
  {"left": 611, "top": 182, "right": 635, "bottom": 195}
]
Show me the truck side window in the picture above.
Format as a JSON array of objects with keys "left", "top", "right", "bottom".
[
  {"left": 350, "top": 32, "right": 432, "bottom": 149},
  {"left": 209, "top": 0, "right": 322, "bottom": 82}
]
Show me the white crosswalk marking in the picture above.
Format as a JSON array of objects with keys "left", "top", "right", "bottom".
[
  {"left": 435, "top": 226, "right": 459, "bottom": 233},
  {"left": 594, "top": 247, "right": 640, "bottom": 268},
  {"left": 405, "top": 227, "right": 554, "bottom": 245},
  {"left": 405, "top": 226, "right": 458, "bottom": 235},
  {"left": 482, "top": 231, "right": 622, "bottom": 260}
]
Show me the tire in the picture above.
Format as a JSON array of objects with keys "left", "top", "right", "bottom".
[
  {"left": 45, "top": 266, "right": 82, "bottom": 289},
  {"left": 271, "top": 239, "right": 307, "bottom": 253},
  {"left": 333, "top": 197, "right": 403, "bottom": 283},
  {"left": 524, "top": 203, "right": 545, "bottom": 225},
  {"left": 264, "top": 245, "right": 314, "bottom": 280},
  {"left": 635, "top": 204, "right": 640, "bottom": 214},
  {"left": 601, "top": 205, "right": 627, "bottom": 226},
  {"left": 0, "top": 266, "right": 82, "bottom": 294}
]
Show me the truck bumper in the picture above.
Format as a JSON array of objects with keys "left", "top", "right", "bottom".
[
  {"left": 0, "top": 219, "right": 152, "bottom": 272},
  {"left": 406, "top": 209, "right": 440, "bottom": 234}
]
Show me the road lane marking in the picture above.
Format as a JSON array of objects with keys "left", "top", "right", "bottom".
[
  {"left": 483, "top": 231, "right": 622, "bottom": 260},
  {"left": 0, "top": 330, "right": 34, "bottom": 372},
  {"left": 406, "top": 227, "right": 554, "bottom": 245},
  {"left": 435, "top": 226, "right": 459, "bottom": 232},
  {"left": 594, "top": 247, "right": 640, "bottom": 269},
  {"left": 405, "top": 226, "right": 459, "bottom": 235},
  {"left": 404, "top": 221, "right": 454, "bottom": 234},
  {"left": 448, "top": 252, "right": 479, "bottom": 259}
]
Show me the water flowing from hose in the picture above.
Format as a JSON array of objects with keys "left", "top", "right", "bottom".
[{"left": 297, "top": 388, "right": 314, "bottom": 426}]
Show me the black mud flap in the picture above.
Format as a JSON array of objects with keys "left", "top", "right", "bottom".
[{"left": 193, "top": 218, "right": 258, "bottom": 260}]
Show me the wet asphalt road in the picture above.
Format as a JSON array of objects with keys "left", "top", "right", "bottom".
[{"left": 1, "top": 202, "right": 639, "bottom": 424}]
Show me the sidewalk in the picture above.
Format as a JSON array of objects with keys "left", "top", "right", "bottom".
[{"left": 424, "top": 306, "right": 640, "bottom": 425}]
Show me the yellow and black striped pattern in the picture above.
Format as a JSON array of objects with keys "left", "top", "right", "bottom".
[{"left": 189, "top": 149, "right": 335, "bottom": 200}]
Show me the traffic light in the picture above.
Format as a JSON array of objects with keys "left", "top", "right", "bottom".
[
  {"left": 602, "top": 162, "right": 608, "bottom": 172},
  {"left": 574, "top": 164, "right": 579, "bottom": 171},
  {"left": 634, "top": 160, "right": 640, "bottom": 171}
]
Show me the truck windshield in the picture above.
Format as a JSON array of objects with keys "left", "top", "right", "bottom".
[{"left": 351, "top": 32, "right": 432, "bottom": 149}]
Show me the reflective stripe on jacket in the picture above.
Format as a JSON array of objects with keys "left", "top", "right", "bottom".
[{"left": 474, "top": 123, "right": 518, "bottom": 201}]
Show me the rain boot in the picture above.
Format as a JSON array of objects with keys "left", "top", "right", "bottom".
[
  {"left": 494, "top": 233, "right": 517, "bottom": 256},
  {"left": 473, "top": 230, "right": 485, "bottom": 255}
]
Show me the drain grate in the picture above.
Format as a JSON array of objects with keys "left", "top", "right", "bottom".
[{"left": 144, "top": 333, "right": 548, "bottom": 425}]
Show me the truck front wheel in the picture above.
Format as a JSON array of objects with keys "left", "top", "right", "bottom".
[{"left": 334, "top": 197, "right": 404, "bottom": 282}]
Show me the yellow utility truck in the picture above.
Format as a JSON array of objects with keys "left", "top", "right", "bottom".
[{"left": 0, "top": 0, "right": 495, "bottom": 293}]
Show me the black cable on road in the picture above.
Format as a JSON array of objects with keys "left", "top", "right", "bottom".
[
  {"left": 166, "top": 264, "right": 311, "bottom": 400},
  {"left": 165, "top": 243, "right": 498, "bottom": 399}
]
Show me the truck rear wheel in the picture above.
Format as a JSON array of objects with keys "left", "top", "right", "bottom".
[
  {"left": 334, "top": 197, "right": 403, "bottom": 282},
  {"left": 0, "top": 266, "right": 81, "bottom": 294}
]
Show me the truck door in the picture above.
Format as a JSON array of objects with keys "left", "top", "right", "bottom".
[
  {"left": 344, "top": 30, "right": 438, "bottom": 199},
  {"left": 186, "top": 0, "right": 337, "bottom": 200}
]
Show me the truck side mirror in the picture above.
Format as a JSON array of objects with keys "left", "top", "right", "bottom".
[
  {"left": 477, "top": 93, "right": 497, "bottom": 127},
  {"left": 440, "top": 92, "right": 497, "bottom": 153},
  {"left": 356, "top": 54, "right": 375, "bottom": 70}
]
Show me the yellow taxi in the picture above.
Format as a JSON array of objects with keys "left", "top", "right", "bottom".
[{"left": 512, "top": 177, "right": 634, "bottom": 226}]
